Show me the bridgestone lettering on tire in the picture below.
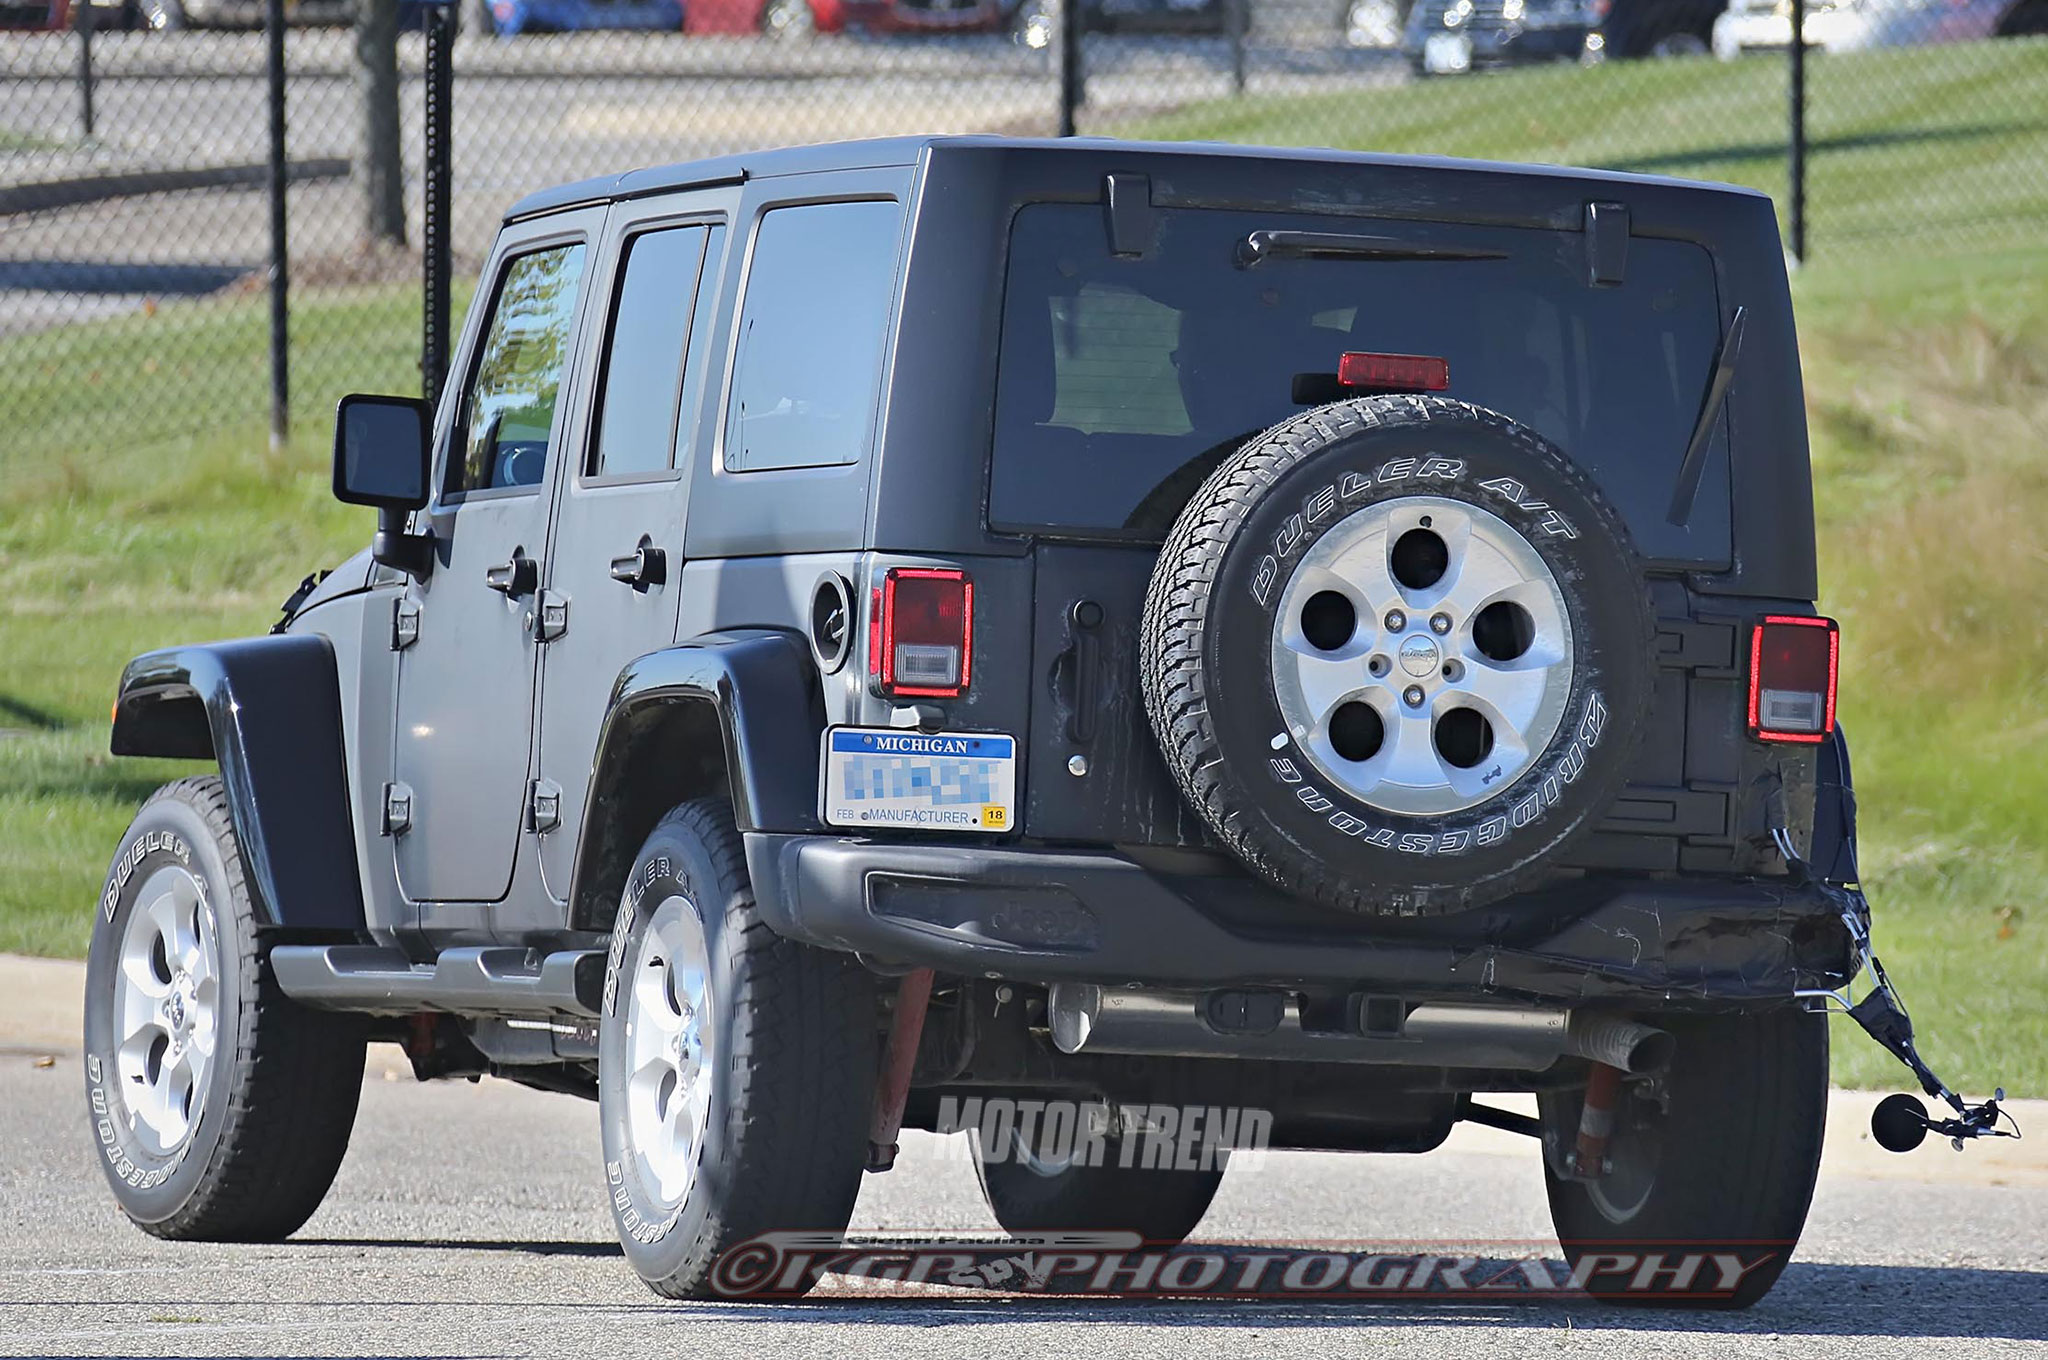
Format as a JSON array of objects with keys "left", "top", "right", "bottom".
[
  {"left": 83, "top": 776, "right": 367, "bottom": 1241},
  {"left": 1141, "top": 396, "right": 1656, "bottom": 915},
  {"left": 597, "top": 797, "right": 877, "bottom": 1299}
]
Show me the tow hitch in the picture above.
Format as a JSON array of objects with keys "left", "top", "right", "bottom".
[{"left": 1778, "top": 823, "right": 2022, "bottom": 1154}]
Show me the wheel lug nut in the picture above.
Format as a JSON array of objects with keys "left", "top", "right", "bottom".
[
  {"left": 1403, "top": 685, "right": 1425, "bottom": 708},
  {"left": 1431, "top": 613, "right": 1452, "bottom": 635},
  {"left": 1384, "top": 610, "right": 1406, "bottom": 632}
]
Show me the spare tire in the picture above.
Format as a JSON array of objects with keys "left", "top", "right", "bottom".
[{"left": 1141, "top": 396, "right": 1654, "bottom": 916}]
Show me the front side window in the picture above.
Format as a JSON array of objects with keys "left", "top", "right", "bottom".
[
  {"left": 723, "top": 200, "right": 901, "bottom": 473},
  {"left": 451, "top": 242, "right": 587, "bottom": 495}
]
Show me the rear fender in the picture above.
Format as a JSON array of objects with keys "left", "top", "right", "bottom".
[{"left": 567, "top": 630, "right": 824, "bottom": 931}]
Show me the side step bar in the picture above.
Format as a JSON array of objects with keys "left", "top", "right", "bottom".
[{"left": 271, "top": 945, "right": 605, "bottom": 1019}]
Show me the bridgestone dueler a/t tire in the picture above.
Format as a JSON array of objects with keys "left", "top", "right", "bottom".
[
  {"left": 1543, "top": 1008, "right": 1828, "bottom": 1309},
  {"left": 1141, "top": 396, "right": 1656, "bottom": 916},
  {"left": 83, "top": 777, "right": 367, "bottom": 1240},
  {"left": 598, "top": 797, "right": 878, "bottom": 1299}
]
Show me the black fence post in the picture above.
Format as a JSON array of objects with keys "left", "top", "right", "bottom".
[
  {"left": 1228, "top": 0, "right": 1246, "bottom": 97},
  {"left": 1789, "top": 0, "right": 1807, "bottom": 261},
  {"left": 421, "top": 0, "right": 454, "bottom": 409},
  {"left": 266, "top": 0, "right": 289, "bottom": 448},
  {"left": 1058, "top": 0, "right": 1082, "bottom": 136},
  {"left": 74, "top": 0, "right": 95, "bottom": 139}
]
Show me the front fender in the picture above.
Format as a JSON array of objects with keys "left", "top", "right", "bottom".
[{"left": 111, "top": 635, "right": 366, "bottom": 932}]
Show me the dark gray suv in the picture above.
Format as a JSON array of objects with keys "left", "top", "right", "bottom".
[{"left": 87, "top": 136, "right": 1918, "bottom": 1306}]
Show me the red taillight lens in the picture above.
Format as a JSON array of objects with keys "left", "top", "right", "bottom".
[
  {"left": 1338, "top": 351, "right": 1450, "bottom": 393},
  {"left": 1748, "top": 615, "right": 1838, "bottom": 743},
  {"left": 877, "top": 567, "right": 973, "bottom": 698}
]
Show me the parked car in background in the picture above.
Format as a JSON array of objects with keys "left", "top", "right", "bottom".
[
  {"left": 1, "top": 0, "right": 70, "bottom": 29},
  {"left": 1712, "top": 0, "right": 2048, "bottom": 58},
  {"left": 1343, "top": 0, "right": 1415, "bottom": 46},
  {"left": 1011, "top": 0, "right": 1226, "bottom": 48},
  {"left": 1401, "top": 0, "right": 1720, "bottom": 72},
  {"left": 471, "top": 0, "right": 681, "bottom": 34}
]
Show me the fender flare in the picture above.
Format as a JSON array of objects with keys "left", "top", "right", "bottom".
[
  {"left": 111, "top": 635, "right": 366, "bottom": 932},
  {"left": 568, "top": 630, "right": 824, "bottom": 928}
]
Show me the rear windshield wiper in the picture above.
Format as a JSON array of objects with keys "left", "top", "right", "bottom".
[
  {"left": 1666, "top": 305, "right": 1747, "bottom": 527},
  {"left": 1235, "top": 230, "right": 1508, "bottom": 269}
]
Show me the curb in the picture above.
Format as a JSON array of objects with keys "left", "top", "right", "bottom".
[{"left": 6, "top": 952, "right": 2037, "bottom": 1185}]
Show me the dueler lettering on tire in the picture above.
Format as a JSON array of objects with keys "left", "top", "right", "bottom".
[{"left": 1140, "top": 395, "right": 1655, "bottom": 916}]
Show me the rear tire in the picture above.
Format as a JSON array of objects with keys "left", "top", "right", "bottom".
[
  {"left": 598, "top": 797, "right": 878, "bottom": 1299},
  {"left": 973, "top": 1118, "right": 1225, "bottom": 1245},
  {"left": 1543, "top": 1009, "right": 1827, "bottom": 1309},
  {"left": 83, "top": 777, "right": 367, "bottom": 1241}
]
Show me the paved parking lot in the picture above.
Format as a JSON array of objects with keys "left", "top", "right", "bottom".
[{"left": 2, "top": 1021, "right": 2044, "bottom": 1359}]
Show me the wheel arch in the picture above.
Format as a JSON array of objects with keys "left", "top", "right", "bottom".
[
  {"left": 567, "top": 630, "right": 826, "bottom": 933},
  {"left": 110, "top": 635, "right": 367, "bottom": 933}
]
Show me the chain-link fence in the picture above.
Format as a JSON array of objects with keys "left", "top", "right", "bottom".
[{"left": 4, "top": 2, "right": 2046, "bottom": 477}]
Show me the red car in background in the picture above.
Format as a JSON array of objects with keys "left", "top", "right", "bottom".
[
  {"left": 687, "top": 0, "right": 1003, "bottom": 36},
  {"left": 1, "top": 0, "right": 71, "bottom": 29}
]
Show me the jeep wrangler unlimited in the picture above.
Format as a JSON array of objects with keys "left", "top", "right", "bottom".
[{"left": 85, "top": 136, "right": 1997, "bottom": 1307}]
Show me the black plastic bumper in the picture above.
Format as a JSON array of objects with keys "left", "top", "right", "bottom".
[{"left": 743, "top": 834, "right": 1857, "bottom": 1008}]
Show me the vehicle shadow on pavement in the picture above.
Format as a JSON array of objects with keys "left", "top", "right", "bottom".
[
  {"left": 732, "top": 1259, "right": 2047, "bottom": 1341},
  {"left": 291, "top": 1238, "right": 623, "bottom": 1259}
]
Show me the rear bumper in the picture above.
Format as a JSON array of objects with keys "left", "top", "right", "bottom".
[{"left": 744, "top": 834, "right": 1857, "bottom": 1007}]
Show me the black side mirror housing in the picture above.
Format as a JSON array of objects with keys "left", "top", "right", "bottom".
[{"left": 334, "top": 393, "right": 436, "bottom": 579}]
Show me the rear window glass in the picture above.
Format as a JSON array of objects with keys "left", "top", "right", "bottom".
[{"left": 990, "top": 203, "right": 1731, "bottom": 566}]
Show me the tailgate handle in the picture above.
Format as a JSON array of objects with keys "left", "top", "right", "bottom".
[{"left": 1067, "top": 599, "right": 1104, "bottom": 745}]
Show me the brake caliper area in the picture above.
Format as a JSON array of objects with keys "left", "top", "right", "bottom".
[{"left": 1778, "top": 731, "right": 2020, "bottom": 1154}]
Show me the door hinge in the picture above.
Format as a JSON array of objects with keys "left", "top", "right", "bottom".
[
  {"left": 529, "top": 590, "right": 569, "bottom": 643},
  {"left": 392, "top": 595, "right": 421, "bottom": 651},
  {"left": 528, "top": 778, "right": 562, "bottom": 833},
  {"left": 381, "top": 781, "right": 414, "bottom": 836}
]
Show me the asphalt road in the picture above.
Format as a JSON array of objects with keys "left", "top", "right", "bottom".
[{"left": 1, "top": 1045, "right": 2044, "bottom": 1359}]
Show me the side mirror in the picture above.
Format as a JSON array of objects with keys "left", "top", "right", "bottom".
[{"left": 333, "top": 394, "right": 435, "bottom": 579}]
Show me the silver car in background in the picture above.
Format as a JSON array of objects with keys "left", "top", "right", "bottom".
[{"left": 1713, "top": 0, "right": 2046, "bottom": 58}]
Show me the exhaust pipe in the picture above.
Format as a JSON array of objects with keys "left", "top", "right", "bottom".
[{"left": 1047, "top": 984, "right": 1670, "bottom": 1075}]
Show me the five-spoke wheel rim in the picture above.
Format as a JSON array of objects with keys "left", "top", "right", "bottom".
[
  {"left": 112, "top": 865, "right": 220, "bottom": 1156},
  {"left": 623, "top": 895, "right": 715, "bottom": 1208},
  {"left": 1270, "top": 494, "right": 1575, "bottom": 816}
]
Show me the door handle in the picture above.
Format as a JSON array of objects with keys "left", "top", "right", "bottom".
[
  {"left": 608, "top": 537, "right": 667, "bottom": 590},
  {"left": 486, "top": 551, "right": 538, "bottom": 598}
]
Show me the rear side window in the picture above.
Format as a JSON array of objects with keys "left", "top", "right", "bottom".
[
  {"left": 990, "top": 204, "right": 1731, "bottom": 566},
  {"left": 723, "top": 200, "right": 902, "bottom": 473},
  {"left": 589, "top": 224, "right": 709, "bottom": 479}
]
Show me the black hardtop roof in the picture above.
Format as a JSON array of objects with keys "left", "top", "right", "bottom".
[{"left": 501, "top": 135, "right": 1767, "bottom": 224}]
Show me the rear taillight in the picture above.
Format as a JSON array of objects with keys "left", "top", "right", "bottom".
[
  {"left": 1748, "top": 615, "right": 1839, "bottom": 743},
  {"left": 874, "top": 567, "right": 973, "bottom": 699}
]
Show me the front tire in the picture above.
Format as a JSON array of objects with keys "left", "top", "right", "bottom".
[
  {"left": 1543, "top": 1009, "right": 1828, "bottom": 1309},
  {"left": 598, "top": 797, "right": 878, "bottom": 1299},
  {"left": 83, "top": 777, "right": 367, "bottom": 1241}
]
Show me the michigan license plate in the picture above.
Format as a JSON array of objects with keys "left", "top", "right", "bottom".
[{"left": 821, "top": 728, "right": 1016, "bottom": 833}]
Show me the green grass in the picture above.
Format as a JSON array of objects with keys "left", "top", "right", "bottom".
[
  {"left": 2, "top": 79, "right": 2045, "bottom": 1092},
  {"left": 1136, "top": 39, "right": 2048, "bottom": 255}
]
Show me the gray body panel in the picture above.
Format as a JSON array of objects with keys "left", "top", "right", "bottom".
[{"left": 119, "top": 136, "right": 1829, "bottom": 998}]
